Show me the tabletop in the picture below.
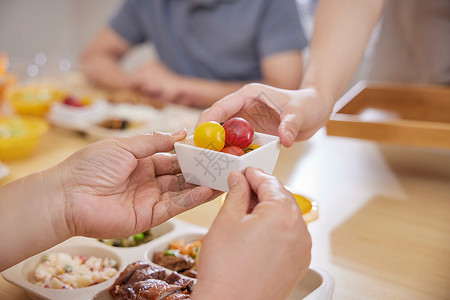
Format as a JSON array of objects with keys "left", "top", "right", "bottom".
[{"left": 1, "top": 99, "right": 450, "bottom": 299}]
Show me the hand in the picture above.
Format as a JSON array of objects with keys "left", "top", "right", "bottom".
[
  {"left": 130, "top": 60, "right": 184, "bottom": 103},
  {"left": 193, "top": 168, "right": 311, "bottom": 300},
  {"left": 197, "top": 83, "right": 335, "bottom": 147},
  {"left": 56, "top": 130, "right": 218, "bottom": 238}
]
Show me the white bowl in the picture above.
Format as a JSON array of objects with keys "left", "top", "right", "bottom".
[{"left": 174, "top": 132, "right": 280, "bottom": 192}]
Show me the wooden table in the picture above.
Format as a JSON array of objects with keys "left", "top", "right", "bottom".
[{"left": 1, "top": 122, "right": 449, "bottom": 299}]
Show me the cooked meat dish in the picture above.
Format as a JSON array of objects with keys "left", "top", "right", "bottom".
[
  {"left": 109, "top": 262, "right": 193, "bottom": 300},
  {"left": 152, "top": 239, "right": 202, "bottom": 279}
]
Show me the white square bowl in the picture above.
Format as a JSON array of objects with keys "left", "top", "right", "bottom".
[{"left": 174, "top": 132, "right": 280, "bottom": 192}]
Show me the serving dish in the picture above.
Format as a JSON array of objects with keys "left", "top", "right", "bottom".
[
  {"left": 2, "top": 218, "right": 332, "bottom": 300},
  {"left": 326, "top": 81, "right": 450, "bottom": 149},
  {"left": 0, "top": 116, "right": 49, "bottom": 160},
  {"left": 5, "top": 85, "right": 66, "bottom": 117},
  {"left": 49, "top": 102, "right": 201, "bottom": 141},
  {"left": 175, "top": 132, "right": 281, "bottom": 192}
]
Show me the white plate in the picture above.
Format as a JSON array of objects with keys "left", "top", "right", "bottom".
[
  {"left": 2, "top": 219, "right": 334, "bottom": 300},
  {"left": 50, "top": 102, "right": 201, "bottom": 140}
]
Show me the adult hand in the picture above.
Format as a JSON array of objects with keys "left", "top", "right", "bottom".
[
  {"left": 197, "top": 83, "right": 335, "bottom": 147},
  {"left": 193, "top": 167, "right": 311, "bottom": 300},
  {"left": 130, "top": 60, "right": 184, "bottom": 103},
  {"left": 57, "top": 130, "right": 218, "bottom": 238}
]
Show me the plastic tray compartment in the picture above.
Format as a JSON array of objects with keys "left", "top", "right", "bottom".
[{"left": 2, "top": 219, "right": 333, "bottom": 300}]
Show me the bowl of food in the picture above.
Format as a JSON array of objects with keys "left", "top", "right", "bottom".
[
  {"left": 174, "top": 118, "right": 281, "bottom": 192},
  {"left": 6, "top": 85, "right": 66, "bottom": 117},
  {"left": 0, "top": 116, "right": 49, "bottom": 160}
]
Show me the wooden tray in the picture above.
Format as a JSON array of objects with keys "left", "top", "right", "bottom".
[{"left": 326, "top": 81, "right": 450, "bottom": 149}]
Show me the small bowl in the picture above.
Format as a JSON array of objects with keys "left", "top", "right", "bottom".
[
  {"left": 0, "top": 116, "right": 49, "bottom": 160},
  {"left": 174, "top": 132, "right": 280, "bottom": 192},
  {"left": 6, "top": 85, "right": 66, "bottom": 117}
]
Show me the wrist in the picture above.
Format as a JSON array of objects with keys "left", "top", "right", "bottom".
[
  {"left": 0, "top": 167, "right": 71, "bottom": 270},
  {"left": 39, "top": 166, "right": 73, "bottom": 241}
]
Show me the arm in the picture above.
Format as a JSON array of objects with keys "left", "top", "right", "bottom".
[
  {"left": 177, "top": 50, "right": 303, "bottom": 107},
  {"left": 0, "top": 131, "right": 218, "bottom": 271},
  {"left": 81, "top": 27, "right": 133, "bottom": 89},
  {"left": 300, "top": 0, "right": 385, "bottom": 102},
  {"left": 197, "top": 0, "right": 385, "bottom": 146},
  {"left": 131, "top": 50, "right": 303, "bottom": 108}
]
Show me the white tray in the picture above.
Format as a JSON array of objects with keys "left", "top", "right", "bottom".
[{"left": 2, "top": 219, "right": 333, "bottom": 300}]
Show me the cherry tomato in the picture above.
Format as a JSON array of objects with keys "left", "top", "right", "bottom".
[
  {"left": 63, "top": 97, "right": 83, "bottom": 107},
  {"left": 194, "top": 121, "right": 225, "bottom": 151},
  {"left": 221, "top": 146, "right": 245, "bottom": 156},
  {"left": 243, "top": 143, "right": 261, "bottom": 153},
  {"left": 223, "top": 117, "right": 254, "bottom": 148}
]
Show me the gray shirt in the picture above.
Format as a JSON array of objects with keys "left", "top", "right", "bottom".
[{"left": 110, "top": 0, "right": 308, "bottom": 81}]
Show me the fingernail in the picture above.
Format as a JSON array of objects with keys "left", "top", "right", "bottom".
[
  {"left": 228, "top": 172, "right": 240, "bottom": 188},
  {"left": 284, "top": 129, "right": 295, "bottom": 145},
  {"left": 171, "top": 128, "right": 186, "bottom": 138}
]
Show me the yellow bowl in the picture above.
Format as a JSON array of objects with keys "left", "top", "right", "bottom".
[
  {"left": 0, "top": 116, "right": 49, "bottom": 160},
  {"left": 0, "top": 73, "right": 17, "bottom": 103},
  {"left": 218, "top": 186, "right": 318, "bottom": 223},
  {"left": 6, "top": 85, "right": 66, "bottom": 117}
]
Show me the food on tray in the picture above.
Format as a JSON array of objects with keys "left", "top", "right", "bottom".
[
  {"left": 97, "top": 118, "right": 135, "bottom": 130},
  {"left": 0, "top": 118, "right": 26, "bottom": 138},
  {"left": 223, "top": 117, "right": 254, "bottom": 148},
  {"left": 194, "top": 118, "right": 256, "bottom": 156},
  {"left": 152, "top": 239, "right": 202, "bottom": 279},
  {"left": 99, "top": 229, "right": 154, "bottom": 247},
  {"left": 109, "top": 261, "right": 194, "bottom": 299},
  {"left": 33, "top": 252, "right": 118, "bottom": 289}
]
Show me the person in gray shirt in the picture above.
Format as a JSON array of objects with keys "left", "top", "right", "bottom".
[{"left": 82, "top": 0, "right": 308, "bottom": 108}]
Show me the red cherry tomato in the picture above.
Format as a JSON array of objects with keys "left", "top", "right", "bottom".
[
  {"left": 63, "top": 97, "right": 83, "bottom": 107},
  {"left": 221, "top": 146, "right": 245, "bottom": 156},
  {"left": 223, "top": 117, "right": 254, "bottom": 148},
  {"left": 194, "top": 121, "right": 225, "bottom": 151}
]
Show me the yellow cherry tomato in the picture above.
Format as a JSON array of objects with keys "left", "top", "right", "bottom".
[{"left": 194, "top": 121, "right": 225, "bottom": 151}]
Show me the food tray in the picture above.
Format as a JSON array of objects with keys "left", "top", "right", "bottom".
[
  {"left": 326, "top": 81, "right": 450, "bottom": 149},
  {"left": 49, "top": 102, "right": 201, "bottom": 141},
  {"left": 2, "top": 219, "right": 332, "bottom": 300}
]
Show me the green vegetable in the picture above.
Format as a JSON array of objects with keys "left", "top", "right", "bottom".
[
  {"left": 133, "top": 233, "right": 145, "bottom": 241},
  {"left": 42, "top": 254, "right": 49, "bottom": 262},
  {"left": 164, "top": 249, "right": 180, "bottom": 257}
]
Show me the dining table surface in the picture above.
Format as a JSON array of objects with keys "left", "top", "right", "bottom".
[{"left": 1, "top": 75, "right": 449, "bottom": 300}]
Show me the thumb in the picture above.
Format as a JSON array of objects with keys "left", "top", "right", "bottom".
[
  {"left": 278, "top": 112, "right": 303, "bottom": 147},
  {"left": 218, "top": 172, "right": 251, "bottom": 219},
  {"left": 112, "top": 129, "right": 187, "bottom": 159}
]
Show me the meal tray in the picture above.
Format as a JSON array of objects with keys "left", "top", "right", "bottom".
[
  {"left": 2, "top": 219, "right": 332, "bottom": 300},
  {"left": 326, "top": 81, "right": 450, "bottom": 149}
]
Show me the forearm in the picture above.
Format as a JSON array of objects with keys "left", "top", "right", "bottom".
[
  {"left": 177, "top": 77, "right": 247, "bottom": 108},
  {"left": 82, "top": 54, "right": 132, "bottom": 90},
  {"left": 178, "top": 75, "right": 298, "bottom": 108},
  {"left": 0, "top": 167, "right": 70, "bottom": 271},
  {"left": 301, "top": 0, "right": 385, "bottom": 102}
]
